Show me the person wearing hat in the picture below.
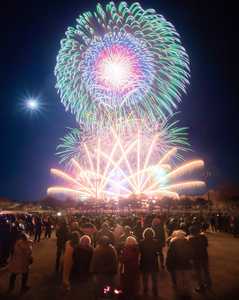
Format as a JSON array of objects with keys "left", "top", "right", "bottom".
[
  {"left": 71, "top": 235, "right": 93, "bottom": 282},
  {"left": 119, "top": 236, "right": 140, "bottom": 300},
  {"left": 96, "top": 222, "right": 114, "bottom": 246}
]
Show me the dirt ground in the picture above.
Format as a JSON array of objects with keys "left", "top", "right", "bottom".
[{"left": 0, "top": 228, "right": 239, "bottom": 300}]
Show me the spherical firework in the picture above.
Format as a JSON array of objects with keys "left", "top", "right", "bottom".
[{"left": 55, "top": 2, "right": 190, "bottom": 124}]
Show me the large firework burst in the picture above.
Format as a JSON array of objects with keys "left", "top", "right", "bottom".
[
  {"left": 48, "top": 132, "right": 204, "bottom": 199},
  {"left": 56, "top": 113, "right": 190, "bottom": 171},
  {"left": 55, "top": 2, "right": 190, "bottom": 125},
  {"left": 49, "top": 2, "right": 205, "bottom": 201}
]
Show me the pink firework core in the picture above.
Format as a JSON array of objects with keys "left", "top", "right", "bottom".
[{"left": 93, "top": 44, "right": 142, "bottom": 97}]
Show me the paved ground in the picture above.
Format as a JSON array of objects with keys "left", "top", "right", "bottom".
[{"left": 0, "top": 229, "right": 239, "bottom": 300}]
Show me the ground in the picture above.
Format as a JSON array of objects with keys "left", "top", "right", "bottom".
[{"left": 0, "top": 228, "right": 238, "bottom": 300}]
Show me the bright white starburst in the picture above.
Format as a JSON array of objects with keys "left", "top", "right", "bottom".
[
  {"left": 28, "top": 100, "right": 38, "bottom": 108},
  {"left": 17, "top": 91, "right": 47, "bottom": 117}
]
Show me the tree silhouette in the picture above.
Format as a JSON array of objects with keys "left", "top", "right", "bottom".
[
  {"left": 216, "top": 179, "right": 239, "bottom": 210},
  {"left": 65, "top": 197, "right": 77, "bottom": 213},
  {"left": 178, "top": 197, "right": 191, "bottom": 212},
  {"left": 128, "top": 193, "right": 140, "bottom": 212},
  {"left": 75, "top": 200, "right": 84, "bottom": 212},
  {"left": 118, "top": 196, "right": 128, "bottom": 212},
  {"left": 39, "top": 196, "right": 62, "bottom": 211},
  {"left": 0, "top": 197, "right": 14, "bottom": 210},
  {"left": 161, "top": 196, "right": 175, "bottom": 212}
]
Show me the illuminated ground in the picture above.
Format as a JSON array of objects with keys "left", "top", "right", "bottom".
[{"left": 0, "top": 228, "right": 238, "bottom": 300}]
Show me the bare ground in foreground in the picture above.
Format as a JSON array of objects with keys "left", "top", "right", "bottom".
[{"left": 0, "top": 229, "right": 239, "bottom": 300}]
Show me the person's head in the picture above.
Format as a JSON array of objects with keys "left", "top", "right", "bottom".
[
  {"left": 180, "top": 222, "right": 187, "bottom": 233},
  {"left": 189, "top": 226, "right": 199, "bottom": 236},
  {"left": 174, "top": 230, "right": 186, "bottom": 239},
  {"left": 80, "top": 235, "right": 91, "bottom": 246},
  {"left": 99, "top": 236, "right": 110, "bottom": 246},
  {"left": 60, "top": 221, "right": 68, "bottom": 228},
  {"left": 69, "top": 232, "right": 80, "bottom": 247},
  {"left": 101, "top": 222, "right": 109, "bottom": 231},
  {"left": 143, "top": 228, "right": 155, "bottom": 240},
  {"left": 115, "top": 217, "right": 121, "bottom": 225},
  {"left": 109, "top": 218, "right": 114, "bottom": 227},
  {"left": 85, "top": 217, "right": 90, "bottom": 223},
  {"left": 114, "top": 225, "right": 124, "bottom": 237},
  {"left": 152, "top": 218, "right": 161, "bottom": 226},
  {"left": 126, "top": 236, "right": 137, "bottom": 246},
  {"left": 17, "top": 233, "right": 28, "bottom": 241},
  {"left": 136, "top": 220, "right": 142, "bottom": 227},
  {"left": 180, "top": 222, "right": 186, "bottom": 228},
  {"left": 72, "top": 222, "right": 79, "bottom": 228},
  {"left": 124, "top": 225, "right": 131, "bottom": 235}
]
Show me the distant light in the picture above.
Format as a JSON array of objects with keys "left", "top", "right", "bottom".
[
  {"left": 57, "top": 212, "right": 61, "bottom": 216},
  {"left": 28, "top": 100, "right": 37, "bottom": 108},
  {"left": 18, "top": 92, "right": 45, "bottom": 115}
]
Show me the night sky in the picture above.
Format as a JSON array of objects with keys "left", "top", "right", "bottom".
[{"left": 1, "top": 0, "right": 238, "bottom": 202}]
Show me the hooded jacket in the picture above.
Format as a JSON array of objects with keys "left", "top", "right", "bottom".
[
  {"left": 10, "top": 239, "right": 33, "bottom": 274},
  {"left": 166, "top": 237, "right": 195, "bottom": 270},
  {"left": 89, "top": 244, "right": 118, "bottom": 278}
]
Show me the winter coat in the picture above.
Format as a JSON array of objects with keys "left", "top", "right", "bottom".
[
  {"left": 188, "top": 234, "right": 208, "bottom": 261},
  {"left": 89, "top": 244, "right": 118, "bottom": 278},
  {"left": 71, "top": 244, "right": 93, "bottom": 282},
  {"left": 113, "top": 226, "right": 124, "bottom": 242},
  {"left": 56, "top": 226, "right": 70, "bottom": 248},
  {"left": 10, "top": 239, "right": 33, "bottom": 274},
  {"left": 119, "top": 244, "right": 140, "bottom": 297},
  {"left": 132, "top": 225, "right": 144, "bottom": 242},
  {"left": 139, "top": 238, "right": 160, "bottom": 273},
  {"left": 62, "top": 241, "right": 75, "bottom": 284},
  {"left": 35, "top": 220, "right": 43, "bottom": 233},
  {"left": 0, "top": 229, "right": 11, "bottom": 253},
  {"left": 166, "top": 237, "right": 195, "bottom": 271},
  {"left": 152, "top": 223, "right": 166, "bottom": 250},
  {"left": 45, "top": 219, "right": 52, "bottom": 229},
  {"left": 115, "top": 233, "right": 137, "bottom": 256}
]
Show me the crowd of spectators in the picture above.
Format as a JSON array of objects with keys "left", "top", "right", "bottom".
[{"left": 0, "top": 211, "right": 239, "bottom": 299}]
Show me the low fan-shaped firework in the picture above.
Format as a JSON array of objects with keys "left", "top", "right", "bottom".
[
  {"left": 56, "top": 113, "right": 191, "bottom": 171},
  {"left": 55, "top": 1, "right": 190, "bottom": 125},
  {"left": 48, "top": 132, "right": 204, "bottom": 199}
]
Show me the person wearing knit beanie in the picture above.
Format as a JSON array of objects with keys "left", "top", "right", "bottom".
[{"left": 119, "top": 236, "right": 140, "bottom": 299}]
